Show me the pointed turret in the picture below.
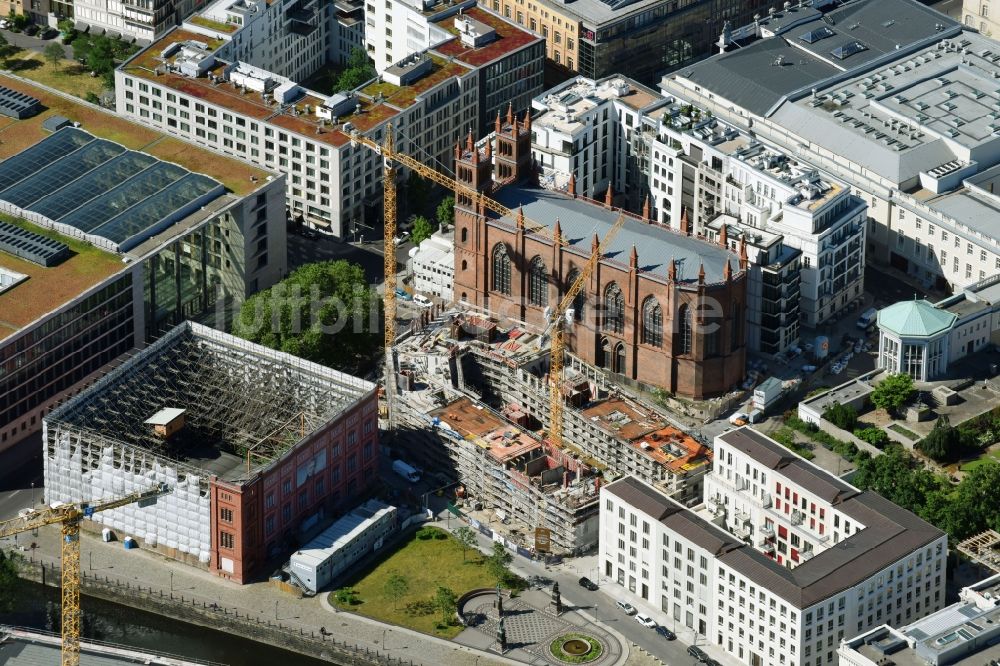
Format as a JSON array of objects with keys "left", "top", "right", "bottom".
[
  {"left": 465, "top": 128, "right": 474, "bottom": 154},
  {"left": 723, "top": 259, "right": 732, "bottom": 282},
  {"left": 680, "top": 206, "right": 690, "bottom": 235},
  {"left": 719, "top": 223, "right": 728, "bottom": 248},
  {"left": 592, "top": 233, "right": 600, "bottom": 256},
  {"left": 630, "top": 245, "right": 638, "bottom": 269},
  {"left": 506, "top": 102, "right": 514, "bottom": 128},
  {"left": 739, "top": 235, "right": 748, "bottom": 269},
  {"left": 524, "top": 110, "right": 531, "bottom": 131},
  {"left": 604, "top": 185, "right": 613, "bottom": 208},
  {"left": 668, "top": 257, "right": 677, "bottom": 282},
  {"left": 698, "top": 263, "right": 705, "bottom": 285},
  {"left": 495, "top": 111, "right": 502, "bottom": 136},
  {"left": 554, "top": 218, "right": 562, "bottom": 245},
  {"left": 642, "top": 195, "right": 651, "bottom": 222},
  {"left": 454, "top": 141, "right": 461, "bottom": 162},
  {"left": 516, "top": 206, "right": 525, "bottom": 230},
  {"left": 484, "top": 138, "right": 492, "bottom": 159},
  {"left": 568, "top": 174, "right": 576, "bottom": 197}
]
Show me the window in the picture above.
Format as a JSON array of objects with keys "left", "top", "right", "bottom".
[
  {"left": 603, "top": 283, "right": 624, "bottom": 333},
  {"left": 642, "top": 296, "right": 662, "bottom": 346},
  {"left": 220, "top": 531, "right": 234, "bottom": 549},
  {"left": 492, "top": 244, "right": 511, "bottom": 295},
  {"left": 982, "top": 3, "right": 989, "bottom": 16},
  {"left": 529, "top": 256, "right": 548, "bottom": 306},
  {"left": 220, "top": 508, "right": 233, "bottom": 523},
  {"left": 678, "top": 303, "right": 692, "bottom": 355}
]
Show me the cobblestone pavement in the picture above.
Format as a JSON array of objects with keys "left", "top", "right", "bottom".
[
  {"left": 456, "top": 589, "right": 622, "bottom": 666},
  {"left": 2, "top": 525, "right": 521, "bottom": 666}
]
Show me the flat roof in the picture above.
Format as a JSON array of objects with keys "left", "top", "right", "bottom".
[
  {"left": 292, "top": 500, "right": 394, "bottom": 568},
  {"left": 432, "top": 7, "right": 542, "bottom": 68},
  {"left": 0, "top": 216, "right": 124, "bottom": 342},
  {"left": 0, "top": 128, "right": 225, "bottom": 253},
  {"left": 0, "top": 73, "right": 271, "bottom": 196},
  {"left": 534, "top": 76, "right": 664, "bottom": 135},
  {"left": 491, "top": 186, "right": 740, "bottom": 284},
  {"left": 608, "top": 429, "right": 944, "bottom": 608}
]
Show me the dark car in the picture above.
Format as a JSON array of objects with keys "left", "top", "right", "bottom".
[
  {"left": 704, "top": 659, "right": 722, "bottom": 666},
  {"left": 23, "top": 24, "right": 39, "bottom": 36},
  {"left": 40, "top": 27, "right": 58, "bottom": 39},
  {"left": 578, "top": 577, "right": 598, "bottom": 591},
  {"left": 655, "top": 626, "right": 676, "bottom": 641},
  {"left": 687, "top": 645, "right": 709, "bottom": 662}
]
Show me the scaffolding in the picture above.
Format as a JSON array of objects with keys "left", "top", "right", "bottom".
[
  {"left": 48, "top": 322, "right": 373, "bottom": 479},
  {"left": 958, "top": 530, "right": 1000, "bottom": 573}
]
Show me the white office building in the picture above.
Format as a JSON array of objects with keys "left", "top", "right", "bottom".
[
  {"left": 601, "top": 427, "right": 947, "bottom": 666},
  {"left": 116, "top": 4, "right": 542, "bottom": 237},
  {"left": 408, "top": 229, "right": 454, "bottom": 302},
  {"left": 839, "top": 572, "right": 1000, "bottom": 666},
  {"left": 660, "top": 0, "right": 1000, "bottom": 294}
]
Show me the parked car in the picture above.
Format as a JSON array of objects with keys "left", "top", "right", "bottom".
[
  {"left": 40, "top": 27, "right": 58, "bottom": 39},
  {"left": 654, "top": 626, "right": 676, "bottom": 640},
  {"left": 687, "top": 645, "right": 709, "bottom": 662},
  {"left": 577, "top": 577, "right": 598, "bottom": 591},
  {"left": 393, "top": 231, "right": 410, "bottom": 245},
  {"left": 412, "top": 293, "right": 432, "bottom": 308},
  {"left": 635, "top": 613, "right": 657, "bottom": 628},
  {"left": 615, "top": 600, "right": 637, "bottom": 616},
  {"left": 0, "top": 19, "right": 11, "bottom": 29},
  {"left": 24, "top": 24, "right": 39, "bottom": 36},
  {"left": 704, "top": 659, "right": 722, "bottom": 666},
  {"left": 394, "top": 287, "right": 413, "bottom": 301}
]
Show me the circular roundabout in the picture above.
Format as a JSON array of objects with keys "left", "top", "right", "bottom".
[{"left": 549, "top": 633, "right": 604, "bottom": 664}]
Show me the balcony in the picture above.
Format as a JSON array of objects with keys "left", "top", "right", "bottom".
[
  {"left": 734, "top": 509, "right": 751, "bottom": 525},
  {"left": 791, "top": 510, "right": 804, "bottom": 526},
  {"left": 760, "top": 524, "right": 774, "bottom": 538},
  {"left": 734, "top": 524, "right": 752, "bottom": 540},
  {"left": 762, "top": 541, "right": 775, "bottom": 554},
  {"left": 800, "top": 549, "right": 814, "bottom": 562}
]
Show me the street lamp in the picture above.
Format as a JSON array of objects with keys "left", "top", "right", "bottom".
[
  {"left": 274, "top": 600, "right": 279, "bottom": 620},
  {"left": 30, "top": 482, "right": 35, "bottom": 507},
  {"left": 170, "top": 571, "right": 174, "bottom": 591},
  {"left": 382, "top": 629, "right": 387, "bottom": 649}
]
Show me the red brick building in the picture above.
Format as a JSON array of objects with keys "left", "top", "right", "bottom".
[{"left": 451, "top": 110, "right": 749, "bottom": 399}]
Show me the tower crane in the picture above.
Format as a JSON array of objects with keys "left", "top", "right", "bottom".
[
  {"left": 541, "top": 211, "right": 627, "bottom": 449},
  {"left": 0, "top": 483, "right": 172, "bottom": 666},
  {"left": 347, "top": 124, "right": 557, "bottom": 431},
  {"left": 345, "top": 123, "right": 624, "bottom": 450}
]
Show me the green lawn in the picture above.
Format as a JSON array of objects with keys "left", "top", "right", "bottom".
[
  {"left": 330, "top": 527, "right": 500, "bottom": 637},
  {"left": 4, "top": 52, "right": 105, "bottom": 99},
  {"left": 889, "top": 423, "right": 920, "bottom": 441},
  {"left": 960, "top": 449, "right": 1000, "bottom": 472}
]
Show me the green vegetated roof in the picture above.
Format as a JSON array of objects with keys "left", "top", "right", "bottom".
[{"left": 877, "top": 299, "right": 956, "bottom": 337}]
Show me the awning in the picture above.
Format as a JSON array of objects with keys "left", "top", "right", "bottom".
[
  {"left": 105, "top": 30, "right": 121, "bottom": 39},
  {"left": 74, "top": 21, "right": 89, "bottom": 31}
]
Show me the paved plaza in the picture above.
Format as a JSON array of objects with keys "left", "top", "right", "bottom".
[{"left": 457, "top": 588, "right": 622, "bottom": 666}]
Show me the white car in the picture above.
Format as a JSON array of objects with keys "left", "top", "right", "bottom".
[
  {"left": 412, "top": 294, "right": 432, "bottom": 308},
  {"left": 616, "top": 600, "right": 637, "bottom": 615},
  {"left": 635, "top": 613, "right": 657, "bottom": 628},
  {"left": 393, "top": 231, "right": 410, "bottom": 245}
]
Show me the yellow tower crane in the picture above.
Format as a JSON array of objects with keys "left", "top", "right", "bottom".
[
  {"left": 0, "top": 484, "right": 172, "bottom": 666},
  {"left": 542, "top": 211, "right": 627, "bottom": 448},
  {"left": 348, "top": 124, "right": 557, "bottom": 430},
  {"left": 346, "top": 124, "right": 624, "bottom": 449}
]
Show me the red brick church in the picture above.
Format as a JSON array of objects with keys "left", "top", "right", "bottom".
[{"left": 451, "top": 108, "right": 748, "bottom": 399}]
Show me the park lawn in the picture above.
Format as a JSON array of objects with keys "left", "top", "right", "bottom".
[
  {"left": 4, "top": 52, "right": 105, "bottom": 99},
  {"left": 959, "top": 449, "right": 1000, "bottom": 473},
  {"left": 331, "top": 527, "right": 496, "bottom": 638}
]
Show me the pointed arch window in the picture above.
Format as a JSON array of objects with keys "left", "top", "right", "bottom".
[
  {"left": 528, "top": 256, "right": 547, "bottom": 306},
  {"left": 492, "top": 244, "right": 511, "bottom": 295},
  {"left": 642, "top": 296, "right": 662, "bottom": 347},
  {"left": 678, "top": 304, "right": 692, "bottom": 355},
  {"left": 603, "top": 283, "right": 623, "bottom": 334}
]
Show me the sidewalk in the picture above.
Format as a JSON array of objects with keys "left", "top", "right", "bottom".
[{"left": 2, "top": 525, "right": 516, "bottom": 666}]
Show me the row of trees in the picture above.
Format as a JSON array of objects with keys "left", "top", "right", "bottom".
[{"left": 852, "top": 444, "right": 1000, "bottom": 541}]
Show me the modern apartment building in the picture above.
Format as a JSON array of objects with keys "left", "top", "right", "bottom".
[
  {"left": 0, "top": 75, "right": 285, "bottom": 455},
  {"left": 661, "top": 0, "right": 1000, "bottom": 295},
  {"left": 839, "top": 572, "right": 1000, "bottom": 666},
  {"left": 601, "top": 426, "right": 948, "bottom": 666},
  {"left": 530, "top": 75, "right": 866, "bottom": 351},
  {"left": 117, "top": 4, "right": 542, "bottom": 237},
  {"left": 481, "top": 0, "right": 784, "bottom": 85}
]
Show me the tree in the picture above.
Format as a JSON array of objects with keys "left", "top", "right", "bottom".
[
  {"left": 335, "top": 48, "right": 375, "bottom": 92},
  {"left": 0, "top": 550, "right": 22, "bottom": 613},
  {"left": 43, "top": 42, "right": 64, "bottom": 68},
  {"left": 485, "top": 541, "right": 513, "bottom": 586},
  {"left": 57, "top": 18, "right": 74, "bottom": 35},
  {"left": 823, "top": 402, "right": 857, "bottom": 431},
  {"left": 0, "top": 32, "right": 17, "bottom": 62},
  {"left": 86, "top": 36, "right": 115, "bottom": 75},
  {"left": 232, "top": 260, "right": 379, "bottom": 370},
  {"left": 917, "top": 416, "right": 961, "bottom": 462},
  {"left": 410, "top": 215, "right": 433, "bottom": 246},
  {"left": 436, "top": 195, "right": 454, "bottom": 231},
  {"left": 853, "top": 426, "right": 889, "bottom": 448},
  {"left": 454, "top": 526, "right": 478, "bottom": 562},
  {"left": 435, "top": 585, "right": 457, "bottom": 626},
  {"left": 384, "top": 571, "right": 409, "bottom": 610},
  {"left": 871, "top": 373, "right": 914, "bottom": 417}
]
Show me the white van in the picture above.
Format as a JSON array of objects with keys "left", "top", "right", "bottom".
[
  {"left": 856, "top": 307, "right": 878, "bottom": 329},
  {"left": 413, "top": 294, "right": 432, "bottom": 308}
]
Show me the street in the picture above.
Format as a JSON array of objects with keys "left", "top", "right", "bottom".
[
  {"left": 929, "top": 0, "right": 963, "bottom": 20},
  {"left": 0, "top": 432, "right": 44, "bottom": 522}
]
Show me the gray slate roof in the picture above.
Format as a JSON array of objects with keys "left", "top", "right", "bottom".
[
  {"left": 605, "top": 431, "right": 944, "bottom": 609},
  {"left": 491, "top": 186, "right": 739, "bottom": 284}
]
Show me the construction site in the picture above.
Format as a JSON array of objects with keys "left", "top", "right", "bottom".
[
  {"left": 391, "top": 308, "right": 712, "bottom": 554},
  {"left": 43, "top": 321, "right": 379, "bottom": 584}
]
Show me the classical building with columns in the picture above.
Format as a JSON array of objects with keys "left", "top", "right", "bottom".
[{"left": 451, "top": 109, "right": 749, "bottom": 399}]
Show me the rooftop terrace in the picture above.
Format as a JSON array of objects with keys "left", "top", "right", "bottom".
[{"left": 433, "top": 7, "right": 541, "bottom": 68}]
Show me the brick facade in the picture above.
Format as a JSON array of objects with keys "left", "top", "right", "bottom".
[{"left": 452, "top": 110, "right": 748, "bottom": 399}]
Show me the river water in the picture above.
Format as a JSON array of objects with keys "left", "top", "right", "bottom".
[{"left": 0, "top": 580, "right": 334, "bottom": 666}]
